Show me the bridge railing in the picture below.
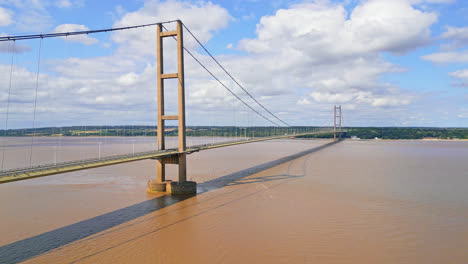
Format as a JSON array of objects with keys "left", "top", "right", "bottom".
[{"left": 0, "top": 128, "right": 339, "bottom": 181}]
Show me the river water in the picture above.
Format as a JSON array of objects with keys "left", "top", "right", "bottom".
[{"left": 0, "top": 138, "right": 467, "bottom": 263}]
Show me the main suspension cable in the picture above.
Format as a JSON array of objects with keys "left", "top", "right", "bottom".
[
  {"left": 1, "top": 20, "right": 290, "bottom": 129},
  {"left": 182, "top": 22, "right": 290, "bottom": 127},
  {"left": 0, "top": 20, "right": 179, "bottom": 41},
  {"left": 161, "top": 24, "right": 282, "bottom": 127}
]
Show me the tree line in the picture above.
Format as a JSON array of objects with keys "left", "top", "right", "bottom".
[{"left": 0, "top": 126, "right": 467, "bottom": 139}]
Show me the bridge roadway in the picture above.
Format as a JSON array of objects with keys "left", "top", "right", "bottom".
[{"left": 0, "top": 130, "right": 343, "bottom": 184}]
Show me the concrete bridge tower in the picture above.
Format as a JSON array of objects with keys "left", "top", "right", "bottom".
[
  {"left": 147, "top": 20, "right": 196, "bottom": 195},
  {"left": 334, "top": 105, "right": 342, "bottom": 140}
]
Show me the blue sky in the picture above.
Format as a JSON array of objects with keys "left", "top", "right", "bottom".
[{"left": 0, "top": 0, "right": 467, "bottom": 128}]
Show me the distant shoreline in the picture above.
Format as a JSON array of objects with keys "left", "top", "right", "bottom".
[
  {"left": 1, "top": 126, "right": 467, "bottom": 140},
  {"left": 329, "top": 138, "right": 468, "bottom": 142},
  {"left": 295, "top": 137, "right": 468, "bottom": 142}
]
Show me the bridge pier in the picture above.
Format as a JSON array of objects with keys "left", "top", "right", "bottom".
[
  {"left": 147, "top": 20, "right": 197, "bottom": 195},
  {"left": 147, "top": 153, "right": 196, "bottom": 195}
]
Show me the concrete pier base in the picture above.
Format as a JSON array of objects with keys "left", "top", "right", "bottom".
[
  {"left": 147, "top": 180, "right": 196, "bottom": 195},
  {"left": 147, "top": 180, "right": 172, "bottom": 193}
]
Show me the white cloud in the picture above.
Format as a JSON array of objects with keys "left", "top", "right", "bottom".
[
  {"left": 53, "top": 24, "right": 98, "bottom": 45},
  {"left": 0, "top": 0, "right": 234, "bottom": 128},
  {"left": 449, "top": 69, "right": 468, "bottom": 79},
  {"left": 55, "top": 0, "right": 83, "bottom": 8},
  {"left": 0, "top": 7, "right": 13, "bottom": 26},
  {"left": 309, "top": 90, "right": 410, "bottom": 107},
  {"left": 448, "top": 69, "right": 468, "bottom": 87},
  {"left": 422, "top": 24, "right": 468, "bottom": 88},
  {"left": 118, "top": 72, "right": 139, "bottom": 86},
  {"left": 0, "top": 0, "right": 82, "bottom": 32},
  {"left": 224, "top": 0, "right": 432, "bottom": 113},
  {"left": 0, "top": 0, "right": 453, "bottom": 127},
  {"left": 422, "top": 51, "right": 468, "bottom": 63},
  {"left": 434, "top": 26, "right": 468, "bottom": 51},
  {"left": 55, "top": 0, "right": 72, "bottom": 8},
  {"left": 422, "top": 25, "right": 468, "bottom": 63},
  {"left": 12, "top": 8, "right": 52, "bottom": 32},
  {"left": 296, "top": 98, "right": 311, "bottom": 105},
  {"left": 441, "top": 26, "right": 468, "bottom": 47},
  {"left": 0, "top": 40, "right": 30, "bottom": 53},
  {"left": 0, "top": 0, "right": 82, "bottom": 9},
  {"left": 407, "top": 0, "right": 454, "bottom": 4},
  {"left": 111, "top": 0, "right": 231, "bottom": 57},
  {"left": 239, "top": 0, "right": 436, "bottom": 56},
  {"left": 0, "top": 0, "right": 45, "bottom": 10},
  {"left": 310, "top": 92, "right": 355, "bottom": 104},
  {"left": 370, "top": 97, "right": 410, "bottom": 107},
  {"left": 417, "top": 0, "right": 454, "bottom": 3}
]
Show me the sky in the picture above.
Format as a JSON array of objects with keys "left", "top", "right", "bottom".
[{"left": 0, "top": 0, "right": 467, "bottom": 128}]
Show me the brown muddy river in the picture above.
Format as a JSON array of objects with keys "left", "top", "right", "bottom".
[{"left": 1, "top": 138, "right": 467, "bottom": 263}]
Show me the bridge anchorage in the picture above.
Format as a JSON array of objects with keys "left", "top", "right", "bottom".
[{"left": 146, "top": 20, "right": 196, "bottom": 195}]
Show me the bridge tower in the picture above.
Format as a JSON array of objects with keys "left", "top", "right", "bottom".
[
  {"left": 334, "top": 105, "right": 342, "bottom": 140},
  {"left": 147, "top": 20, "right": 196, "bottom": 195}
]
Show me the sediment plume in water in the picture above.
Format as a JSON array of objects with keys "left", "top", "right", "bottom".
[{"left": 1, "top": 139, "right": 467, "bottom": 263}]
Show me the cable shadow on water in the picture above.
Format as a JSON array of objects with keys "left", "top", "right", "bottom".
[
  {"left": 59, "top": 149, "right": 314, "bottom": 257},
  {"left": 197, "top": 140, "right": 340, "bottom": 191},
  {"left": 68, "top": 144, "right": 328, "bottom": 264},
  {"left": 225, "top": 174, "right": 303, "bottom": 186},
  {"left": 0, "top": 140, "right": 340, "bottom": 264}
]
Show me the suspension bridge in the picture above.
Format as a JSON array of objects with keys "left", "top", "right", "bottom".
[{"left": 0, "top": 20, "right": 345, "bottom": 193}]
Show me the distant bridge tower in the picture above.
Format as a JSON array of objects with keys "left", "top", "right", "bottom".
[
  {"left": 334, "top": 105, "right": 342, "bottom": 140},
  {"left": 148, "top": 20, "right": 196, "bottom": 195}
]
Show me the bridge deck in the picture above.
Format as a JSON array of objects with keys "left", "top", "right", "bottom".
[{"left": 0, "top": 130, "right": 343, "bottom": 184}]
